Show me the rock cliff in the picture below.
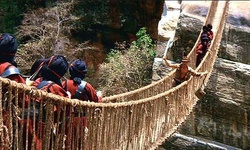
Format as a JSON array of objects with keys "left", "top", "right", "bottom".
[{"left": 156, "top": 1, "right": 250, "bottom": 149}]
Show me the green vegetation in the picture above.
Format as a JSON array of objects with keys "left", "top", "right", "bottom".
[
  {"left": 71, "top": 1, "right": 110, "bottom": 30},
  {"left": 0, "top": 0, "right": 43, "bottom": 33},
  {"left": 97, "top": 27, "right": 156, "bottom": 96},
  {"left": 0, "top": 0, "right": 21, "bottom": 33}
]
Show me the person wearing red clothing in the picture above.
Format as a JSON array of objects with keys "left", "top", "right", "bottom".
[
  {"left": 0, "top": 33, "right": 25, "bottom": 83},
  {"left": 207, "top": 24, "right": 213, "bottom": 41},
  {"left": 28, "top": 55, "right": 69, "bottom": 150},
  {"left": 196, "top": 35, "right": 209, "bottom": 67},
  {"left": 63, "top": 59, "right": 102, "bottom": 102},
  {"left": 31, "top": 56, "right": 69, "bottom": 99},
  {"left": 0, "top": 62, "right": 25, "bottom": 83},
  {"left": 163, "top": 52, "right": 207, "bottom": 87},
  {"left": 62, "top": 59, "right": 102, "bottom": 149},
  {"left": 0, "top": 33, "right": 28, "bottom": 149}
]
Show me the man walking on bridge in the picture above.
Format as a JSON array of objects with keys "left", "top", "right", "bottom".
[{"left": 163, "top": 52, "right": 207, "bottom": 86}]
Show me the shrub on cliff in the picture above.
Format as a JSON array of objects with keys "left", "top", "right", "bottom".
[{"left": 97, "top": 27, "right": 156, "bottom": 96}]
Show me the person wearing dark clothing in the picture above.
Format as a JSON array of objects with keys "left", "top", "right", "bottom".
[
  {"left": 196, "top": 35, "right": 209, "bottom": 67},
  {"left": 163, "top": 53, "right": 207, "bottom": 87},
  {"left": 200, "top": 25, "right": 208, "bottom": 42}
]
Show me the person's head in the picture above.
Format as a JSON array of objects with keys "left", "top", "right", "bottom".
[
  {"left": 207, "top": 24, "right": 212, "bottom": 31},
  {"left": 202, "top": 25, "right": 208, "bottom": 32},
  {"left": 0, "top": 33, "right": 18, "bottom": 65},
  {"left": 41, "top": 55, "right": 68, "bottom": 86},
  {"left": 69, "top": 59, "right": 88, "bottom": 85},
  {"left": 30, "top": 58, "right": 50, "bottom": 75},
  {"left": 181, "top": 51, "right": 189, "bottom": 66},
  {"left": 69, "top": 59, "right": 88, "bottom": 80},
  {"left": 181, "top": 58, "right": 189, "bottom": 66},
  {"left": 182, "top": 51, "right": 188, "bottom": 58}
]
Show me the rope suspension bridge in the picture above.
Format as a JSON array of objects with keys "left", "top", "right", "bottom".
[{"left": 0, "top": 1, "right": 229, "bottom": 149}]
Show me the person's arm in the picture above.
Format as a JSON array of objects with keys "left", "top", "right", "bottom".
[
  {"left": 162, "top": 56, "right": 179, "bottom": 69},
  {"left": 189, "top": 67, "right": 208, "bottom": 76},
  {"left": 208, "top": 31, "right": 213, "bottom": 41},
  {"left": 196, "top": 44, "right": 203, "bottom": 54},
  {"left": 85, "top": 83, "right": 101, "bottom": 103},
  {"left": 49, "top": 84, "right": 69, "bottom": 98},
  {"left": 96, "top": 91, "right": 103, "bottom": 102}
]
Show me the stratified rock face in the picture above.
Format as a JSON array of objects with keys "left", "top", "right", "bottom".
[
  {"left": 155, "top": 1, "right": 250, "bottom": 149},
  {"left": 220, "top": 2, "right": 250, "bottom": 64},
  {"left": 168, "top": 1, "right": 250, "bottom": 65},
  {"left": 165, "top": 2, "right": 250, "bottom": 149},
  {"left": 180, "top": 58, "right": 250, "bottom": 149},
  {"left": 166, "top": 1, "right": 209, "bottom": 61},
  {"left": 220, "top": 25, "right": 250, "bottom": 64},
  {"left": 209, "top": 59, "right": 250, "bottom": 104}
]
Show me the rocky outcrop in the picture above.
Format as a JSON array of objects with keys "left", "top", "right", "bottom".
[
  {"left": 156, "top": 1, "right": 250, "bottom": 149},
  {"left": 208, "top": 59, "right": 250, "bottom": 104},
  {"left": 157, "top": 1, "right": 181, "bottom": 58},
  {"left": 220, "top": 25, "right": 250, "bottom": 64},
  {"left": 74, "top": 0, "right": 164, "bottom": 48},
  {"left": 222, "top": 1, "right": 250, "bottom": 65},
  {"left": 180, "top": 58, "right": 250, "bottom": 149}
]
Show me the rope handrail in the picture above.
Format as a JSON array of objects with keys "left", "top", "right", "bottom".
[{"left": 0, "top": 1, "right": 229, "bottom": 149}]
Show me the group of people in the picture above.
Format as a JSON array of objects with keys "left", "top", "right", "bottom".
[
  {"left": 196, "top": 24, "right": 213, "bottom": 67},
  {"left": 0, "top": 33, "right": 102, "bottom": 149},
  {"left": 162, "top": 24, "right": 213, "bottom": 87},
  {"left": 27, "top": 56, "right": 102, "bottom": 102}
]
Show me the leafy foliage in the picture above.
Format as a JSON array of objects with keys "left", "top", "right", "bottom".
[
  {"left": 0, "top": 0, "right": 43, "bottom": 33},
  {"left": 0, "top": 0, "right": 21, "bottom": 33},
  {"left": 97, "top": 27, "right": 156, "bottom": 96},
  {"left": 70, "top": 0, "right": 110, "bottom": 30}
]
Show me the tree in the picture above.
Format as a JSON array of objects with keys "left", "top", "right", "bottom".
[{"left": 15, "top": 1, "right": 91, "bottom": 74}]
